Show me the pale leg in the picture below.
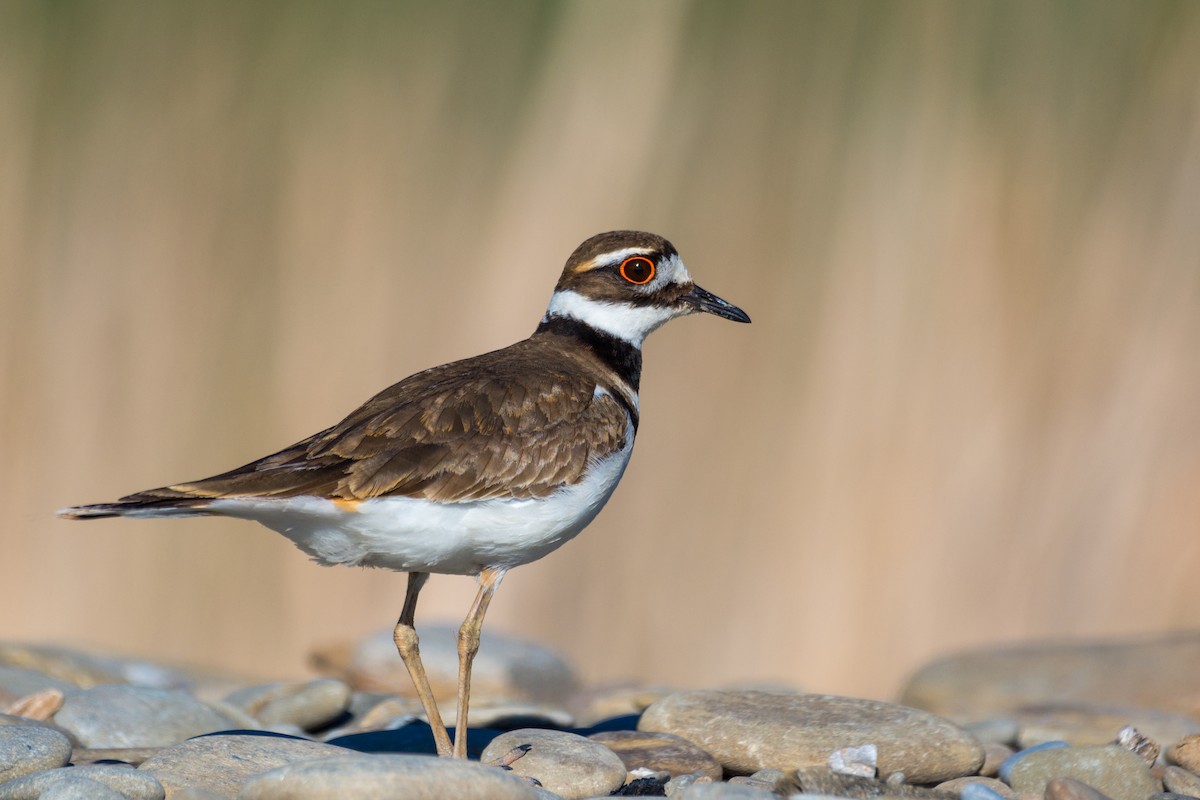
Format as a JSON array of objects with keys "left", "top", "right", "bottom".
[
  {"left": 452, "top": 566, "right": 506, "bottom": 759},
  {"left": 392, "top": 571, "right": 453, "bottom": 757}
]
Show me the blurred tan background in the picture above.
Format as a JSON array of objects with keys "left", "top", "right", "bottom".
[{"left": 2, "top": 1, "right": 1198, "bottom": 701}]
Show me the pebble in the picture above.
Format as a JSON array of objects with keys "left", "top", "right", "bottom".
[
  {"left": 0, "top": 764, "right": 164, "bottom": 800},
  {"left": 480, "top": 728, "right": 627, "bottom": 800},
  {"left": 588, "top": 730, "right": 722, "bottom": 779},
  {"left": 38, "top": 776, "right": 127, "bottom": 800},
  {"left": 137, "top": 733, "right": 351, "bottom": 797},
  {"left": 664, "top": 773, "right": 715, "bottom": 796},
  {"left": 639, "top": 690, "right": 984, "bottom": 781},
  {"left": 900, "top": 634, "right": 1200, "bottom": 719},
  {"left": 936, "top": 776, "right": 1017, "bottom": 800},
  {"left": 0, "top": 726, "right": 72, "bottom": 783},
  {"left": 1169, "top": 734, "right": 1200, "bottom": 773},
  {"left": 0, "top": 645, "right": 123, "bottom": 689},
  {"left": 958, "top": 783, "right": 1014, "bottom": 800},
  {"left": 223, "top": 679, "right": 351, "bottom": 732},
  {"left": 1013, "top": 707, "right": 1199, "bottom": 752},
  {"left": 0, "top": 716, "right": 78, "bottom": 748},
  {"left": 965, "top": 719, "right": 1020, "bottom": 746},
  {"left": 1006, "top": 743, "right": 1162, "bottom": 800},
  {"left": 980, "top": 742, "right": 1014, "bottom": 777},
  {"left": 70, "top": 747, "right": 161, "bottom": 766},
  {"left": 312, "top": 625, "right": 578, "bottom": 705},
  {"left": 0, "top": 668, "right": 77, "bottom": 704},
  {"left": 54, "top": 686, "right": 238, "bottom": 748},
  {"left": 999, "top": 740, "right": 1070, "bottom": 783},
  {"left": 673, "top": 783, "right": 777, "bottom": 799},
  {"left": 236, "top": 753, "right": 541, "bottom": 799},
  {"left": 1044, "top": 777, "right": 1117, "bottom": 800},
  {"left": 568, "top": 685, "right": 673, "bottom": 727},
  {"left": 1162, "top": 765, "right": 1200, "bottom": 797}
]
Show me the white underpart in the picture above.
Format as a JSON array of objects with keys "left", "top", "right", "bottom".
[{"left": 201, "top": 416, "right": 637, "bottom": 575}]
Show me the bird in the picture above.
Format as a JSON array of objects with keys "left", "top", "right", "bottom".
[{"left": 58, "top": 230, "right": 750, "bottom": 759}]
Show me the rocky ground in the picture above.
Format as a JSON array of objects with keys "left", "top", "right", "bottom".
[{"left": 2, "top": 628, "right": 1199, "bottom": 799}]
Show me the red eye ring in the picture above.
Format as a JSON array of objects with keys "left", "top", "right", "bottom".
[{"left": 619, "top": 256, "right": 656, "bottom": 285}]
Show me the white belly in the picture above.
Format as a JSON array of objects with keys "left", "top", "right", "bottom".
[{"left": 207, "top": 423, "right": 635, "bottom": 575}]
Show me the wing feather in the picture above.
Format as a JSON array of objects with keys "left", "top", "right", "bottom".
[{"left": 122, "top": 345, "right": 632, "bottom": 507}]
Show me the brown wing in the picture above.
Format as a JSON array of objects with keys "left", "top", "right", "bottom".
[{"left": 120, "top": 347, "right": 631, "bottom": 506}]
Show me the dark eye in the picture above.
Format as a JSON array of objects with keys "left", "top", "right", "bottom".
[{"left": 619, "top": 256, "right": 656, "bottom": 285}]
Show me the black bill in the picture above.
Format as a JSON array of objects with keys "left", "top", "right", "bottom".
[{"left": 682, "top": 284, "right": 751, "bottom": 323}]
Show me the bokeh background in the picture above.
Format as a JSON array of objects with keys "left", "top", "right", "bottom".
[{"left": 2, "top": 1, "right": 1198, "bottom": 700}]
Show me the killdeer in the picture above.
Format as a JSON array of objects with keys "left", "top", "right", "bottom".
[{"left": 59, "top": 230, "right": 749, "bottom": 758}]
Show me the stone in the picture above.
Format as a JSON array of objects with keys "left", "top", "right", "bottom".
[
  {"left": 223, "top": 680, "right": 351, "bottom": 732},
  {"left": 959, "top": 783, "right": 1013, "bottom": 800},
  {"left": 965, "top": 719, "right": 1019, "bottom": 746},
  {"left": 236, "top": 753, "right": 541, "bottom": 799},
  {"left": 38, "top": 777, "right": 127, "bottom": 800},
  {"left": 791, "top": 766, "right": 953, "bottom": 798},
  {"left": 0, "top": 646, "right": 124, "bottom": 689},
  {"left": 1162, "top": 765, "right": 1200, "bottom": 797},
  {"left": 980, "top": 743, "right": 1014, "bottom": 778},
  {"left": 0, "top": 668, "right": 77, "bottom": 703},
  {"left": 5, "top": 689, "right": 65, "bottom": 721},
  {"left": 1169, "top": 734, "right": 1200, "bottom": 773},
  {"left": 664, "top": 773, "right": 715, "bottom": 796},
  {"left": 137, "top": 733, "right": 351, "bottom": 797},
  {"left": 1006, "top": 744, "right": 1162, "bottom": 800},
  {"left": 0, "top": 716, "right": 78, "bottom": 747},
  {"left": 568, "top": 685, "right": 674, "bottom": 727},
  {"left": 639, "top": 690, "right": 984, "bottom": 781},
  {"left": 171, "top": 790, "right": 230, "bottom": 800},
  {"left": 313, "top": 625, "right": 578, "bottom": 705},
  {"left": 830, "top": 743, "right": 878, "bottom": 777},
  {"left": 1012, "top": 706, "right": 1200, "bottom": 752},
  {"left": 999, "top": 741, "right": 1070, "bottom": 783},
  {"left": 0, "top": 726, "right": 72, "bottom": 783},
  {"left": 935, "top": 776, "right": 1016, "bottom": 800},
  {"left": 1044, "top": 777, "right": 1116, "bottom": 800},
  {"left": 0, "top": 764, "right": 164, "bottom": 800},
  {"left": 480, "top": 728, "right": 626, "bottom": 799},
  {"left": 589, "top": 730, "right": 722, "bottom": 779},
  {"left": 900, "top": 635, "right": 1200, "bottom": 719},
  {"left": 730, "top": 768, "right": 795, "bottom": 792},
  {"left": 54, "top": 686, "right": 238, "bottom": 748},
  {"left": 71, "top": 747, "right": 161, "bottom": 766},
  {"left": 674, "top": 783, "right": 776, "bottom": 798}
]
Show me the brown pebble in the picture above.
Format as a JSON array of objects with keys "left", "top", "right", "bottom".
[
  {"left": 1045, "top": 777, "right": 1114, "bottom": 800},
  {"left": 1169, "top": 734, "right": 1200, "bottom": 774},
  {"left": 982, "top": 743, "right": 1015, "bottom": 778},
  {"left": 937, "top": 776, "right": 1017, "bottom": 800},
  {"left": 590, "top": 730, "right": 722, "bottom": 780},
  {"left": 793, "top": 766, "right": 956, "bottom": 799},
  {"left": 6, "top": 689, "right": 65, "bottom": 721},
  {"left": 1163, "top": 765, "right": 1200, "bottom": 797}
]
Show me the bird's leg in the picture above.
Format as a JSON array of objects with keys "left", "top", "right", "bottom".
[
  {"left": 393, "top": 571, "right": 453, "bottom": 757},
  {"left": 452, "top": 566, "right": 506, "bottom": 759}
]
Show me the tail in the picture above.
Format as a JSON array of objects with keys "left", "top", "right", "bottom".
[{"left": 57, "top": 494, "right": 213, "bottom": 520}]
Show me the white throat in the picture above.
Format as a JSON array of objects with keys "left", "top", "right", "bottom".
[{"left": 543, "top": 290, "right": 684, "bottom": 347}]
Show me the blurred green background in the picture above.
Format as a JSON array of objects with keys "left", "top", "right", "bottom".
[{"left": 2, "top": 1, "right": 1198, "bottom": 699}]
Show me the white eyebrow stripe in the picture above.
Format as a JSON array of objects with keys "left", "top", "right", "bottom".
[{"left": 579, "top": 247, "right": 657, "bottom": 272}]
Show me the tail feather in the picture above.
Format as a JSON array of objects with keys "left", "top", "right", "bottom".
[{"left": 57, "top": 497, "right": 213, "bottom": 520}]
